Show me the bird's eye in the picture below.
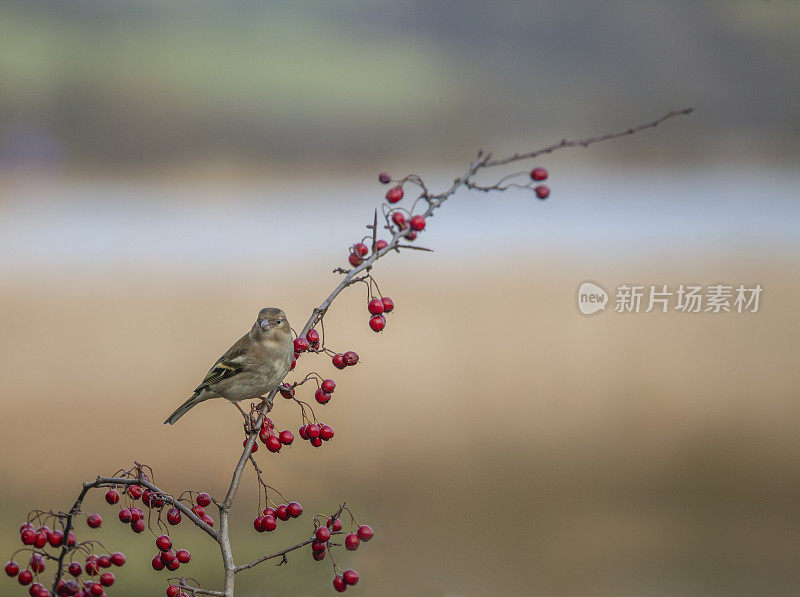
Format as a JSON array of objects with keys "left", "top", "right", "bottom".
[{"left": 275, "top": 319, "right": 282, "bottom": 324}]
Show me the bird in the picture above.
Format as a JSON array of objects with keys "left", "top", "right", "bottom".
[{"left": 164, "top": 307, "right": 295, "bottom": 425}]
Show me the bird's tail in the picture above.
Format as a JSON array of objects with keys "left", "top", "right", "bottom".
[{"left": 164, "top": 390, "right": 210, "bottom": 425}]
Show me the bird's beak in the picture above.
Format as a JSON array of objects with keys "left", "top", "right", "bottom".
[{"left": 260, "top": 320, "right": 271, "bottom": 330}]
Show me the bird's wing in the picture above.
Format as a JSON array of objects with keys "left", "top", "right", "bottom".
[{"left": 195, "top": 334, "right": 249, "bottom": 391}]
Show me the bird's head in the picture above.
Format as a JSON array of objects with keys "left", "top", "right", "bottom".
[{"left": 252, "top": 307, "right": 291, "bottom": 340}]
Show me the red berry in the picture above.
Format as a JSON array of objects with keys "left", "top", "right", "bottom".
[
  {"left": 262, "top": 515, "right": 277, "bottom": 531},
  {"left": 293, "top": 337, "right": 309, "bottom": 353},
  {"left": 287, "top": 502, "right": 303, "bottom": 518},
  {"left": 160, "top": 550, "right": 175, "bottom": 564},
  {"left": 530, "top": 166, "right": 548, "bottom": 181},
  {"left": 326, "top": 517, "right": 343, "bottom": 532},
  {"left": 320, "top": 424, "right": 335, "bottom": 440},
  {"left": 315, "top": 388, "right": 331, "bottom": 404},
  {"left": 354, "top": 242, "right": 369, "bottom": 257},
  {"left": 369, "top": 314, "right": 386, "bottom": 332},
  {"left": 312, "top": 549, "right": 325, "bottom": 561},
  {"left": 535, "top": 184, "right": 550, "bottom": 199},
  {"left": 48, "top": 530, "right": 64, "bottom": 547},
  {"left": 19, "top": 523, "right": 34, "bottom": 534},
  {"left": 259, "top": 427, "right": 271, "bottom": 444},
  {"left": 128, "top": 485, "right": 143, "bottom": 499},
  {"left": 85, "top": 558, "right": 99, "bottom": 576},
  {"left": 18, "top": 570, "right": 33, "bottom": 586},
  {"left": 279, "top": 430, "right": 294, "bottom": 445},
  {"left": 406, "top": 230, "right": 417, "bottom": 241},
  {"left": 332, "top": 575, "right": 347, "bottom": 592},
  {"left": 151, "top": 555, "right": 164, "bottom": 571},
  {"left": 29, "top": 555, "right": 44, "bottom": 573},
  {"left": 376, "top": 239, "right": 388, "bottom": 251},
  {"left": 90, "top": 582, "right": 104, "bottom": 596},
  {"left": 167, "top": 586, "right": 180, "bottom": 597},
  {"left": 368, "top": 298, "right": 384, "bottom": 315},
  {"left": 321, "top": 379, "right": 336, "bottom": 393},
  {"left": 391, "top": 212, "right": 406, "bottom": 228},
  {"left": 67, "top": 531, "right": 77, "bottom": 547},
  {"left": 381, "top": 297, "right": 394, "bottom": 312},
  {"left": 156, "top": 535, "right": 172, "bottom": 552},
  {"left": 131, "top": 519, "right": 146, "bottom": 533},
  {"left": 306, "top": 328, "right": 320, "bottom": 346},
  {"left": 409, "top": 215, "right": 426, "bottom": 230},
  {"left": 298, "top": 425, "right": 308, "bottom": 440},
  {"left": 244, "top": 439, "right": 258, "bottom": 452},
  {"left": 263, "top": 416, "right": 274, "bottom": 429},
  {"left": 343, "top": 351, "right": 359, "bottom": 366},
  {"left": 265, "top": 435, "right": 282, "bottom": 453},
  {"left": 253, "top": 516, "right": 265, "bottom": 532},
  {"left": 68, "top": 563, "right": 82, "bottom": 577},
  {"left": 332, "top": 353, "right": 346, "bottom": 369},
  {"left": 99, "top": 573, "right": 114, "bottom": 587},
  {"left": 118, "top": 508, "right": 132, "bottom": 524},
  {"left": 192, "top": 505, "right": 205, "bottom": 518},
  {"left": 310, "top": 436, "right": 323, "bottom": 447},
  {"left": 131, "top": 507, "right": 144, "bottom": 521},
  {"left": 87, "top": 514, "right": 102, "bottom": 529},
  {"left": 345, "top": 533, "right": 360, "bottom": 551},
  {"left": 5, "top": 561, "right": 19, "bottom": 577},
  {"left": 34, "top": 532, "right": 47, "bottom": 548},
  {"left": 201, "top": 514, "right": 214, "bottom": 527},
  {"left": 357, "top": 524, "right": 374, "bottom": 541},
  {"left": 290, "top": 357, "right": 296, "bottom": 370},
  {"left": 378, "top": 171, "right": 391, "bottom": 184},
  {"left": 263, "top": 506, "right": 276, "bottom": 518},
  {"left": 279, "top": 384, "right": 295, "bottom": 399},
  {"left": 276, "top": 505, "right": 290, "bottom": 521},
  {"left": 315, "top": 526, "right": 331, "bottom": 542},
  {"left": 196, "top": 492, "right": 212, "bottom": 507},
  {"left": 386, "top": 186, "right": 404, "bottom": 203},
  {"left": 167, "top": 508, "right": 181, "bottom": 525},
  {"left": 21, "top": 529, "right": 35, "bottom": 545},
  {"left": 306, "top": 424, "right": 320, "bottom": 439},
  {"left": 348, "top": 253, "right": 363, "bottom": 267},
  {"left": 166, "top": 558, "right": 180, "bottom": 571},
  {"left": 104, "top": 490, "right": 119, "bottom": 505},
  {"left": 176, "top": 550, "right": 191, "bottom": 564},
  {"left": 98, "top": 555, "right": 111, "bottom": 568},
  {"left": 343, "top": 569, "right": 359, "bottom": 586},
  {"left": 311, "top": 541, "right": 326, "bottom": 552},
  {"left": 110, "top": 552, "right": 125, "bottom": 567}
]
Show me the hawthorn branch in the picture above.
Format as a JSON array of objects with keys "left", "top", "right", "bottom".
[
  {"left": 483, "top": 107, "right": 695, "bottom": 167},
  {"left": 234, "top": 531, "right": 343, "bottom": 573},
  {"left": 52, "top": 475, "right": 216, "bottom": 592}
]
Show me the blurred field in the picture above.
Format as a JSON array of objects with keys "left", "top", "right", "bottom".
[{"left": 1, "top": 252, "right": 799, "bottom": 596}]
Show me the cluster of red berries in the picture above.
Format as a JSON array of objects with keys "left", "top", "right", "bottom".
[
  {"left": 252, "top": 501, "right": 303, "bottom": 533},
  {"left": 366, "top": 296, "right": 394, "bottom": 333},
  {"left": 313, "top": 378, "right": 336, "bottom": 405},
  {"left": 149, "top": 534, "right": 191, "bottom": 573},
  {"left": 310, "top": 519, "right": 373, "bottom": 593},
  {"left": 529, "top": 166, "right": 550, "bottom": 199},
  {"left": 298, "top": 422, "right": 335, "bottom": 447},
  {"left": 388, "top": 210, "right": 425, "bottom": 241},
  {"left": 331, "top": 351, "right": 359, "bottom": 370},
  {"left": 256, "top": 417, "right": 294, "bottom": 453},
  {"left": 7, "top": 521, "right": 126, "bottom": 596},
  {"left": 118, "top": 486, "right": 214, "bottom": 530}
]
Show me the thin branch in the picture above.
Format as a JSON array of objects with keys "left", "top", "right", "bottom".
[
  {"left": 234, "top": 531, "right": 343, "bottom": 573},
  {"left": 483, "top": 107, "right": 694, "bottom": 167},
  {"left": 52, "top": 475, "right": 216, "bottom": 592}
]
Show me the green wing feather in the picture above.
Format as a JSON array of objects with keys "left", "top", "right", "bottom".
[{"left": 195, "top": 344, "right": 247, "bottom": 390}]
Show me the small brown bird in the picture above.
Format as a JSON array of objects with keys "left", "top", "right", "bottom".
[{"left": 164, "top": 307, "right": 294, "bottom": 424}]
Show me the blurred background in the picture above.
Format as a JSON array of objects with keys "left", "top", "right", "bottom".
[{"left": 1, "top": 1, "right": 799, "bottom": 595}]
